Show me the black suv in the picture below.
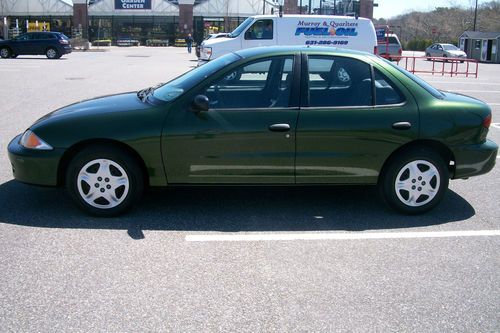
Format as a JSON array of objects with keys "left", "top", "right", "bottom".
[{"left": 0, "top": 32, "right": 72, "bottom": 59}]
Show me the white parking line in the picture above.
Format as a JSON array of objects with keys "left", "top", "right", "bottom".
[
  {"left": 185, "top": 230, "right": 500, "bottom": 242},
  {"left": 426, "top": 81, "right": 500, "bottom": 86},
  {"left": 447, "top": 90, "right": 500, "bottom": 93}
]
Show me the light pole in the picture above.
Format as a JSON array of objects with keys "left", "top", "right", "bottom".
[{"left": 473, "top": 0, "right": 478, "bottom": 31}]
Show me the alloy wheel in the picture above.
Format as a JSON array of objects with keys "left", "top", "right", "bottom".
[
  {"left": 394, "top": 160, "right": 440, "bottom": 207},
  {"left": 77, "top": 158, "right": 130, "bottom": 209}
]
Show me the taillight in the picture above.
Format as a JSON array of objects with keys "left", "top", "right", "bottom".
[
  {"left": 374, "top": 46, "right": 378, "bottom": 54},
  {"left": 398, "top": 48, "right": 402, "bottom": 55},
  {"left": 483, "top": 113, "right": 492, "bottom": 129}
]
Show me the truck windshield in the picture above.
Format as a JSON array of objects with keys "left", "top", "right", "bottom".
[
  {"left": 229, "top": 17, "right": 254, "bottom": 38},
  {"left": 152, "top": 53, "right": 241, "bottom": 102}
]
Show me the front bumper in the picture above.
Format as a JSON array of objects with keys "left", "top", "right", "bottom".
[
  {"left": 452, "top": 139, "right": 498, "bottom": 179},
  {"left": 62, "top": 45, "right": 72, "bottom": 54},
  {"left": 7, "top": 134, "right": 64, "bottom": 186}
]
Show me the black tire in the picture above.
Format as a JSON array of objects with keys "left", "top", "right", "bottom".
[
  {"left": 426, "top": 53, "right": 431, "bottom": 61},
  {"left": 65, "top": 145, "right": 144, "bottom": 217},
  {"left": 45, "top": 47, "right": 59, "bottom": 59},
  {"left": 0, "top": 47, "right": 11, "bottom": 59},
  {"left": 379, "top": 147, "right": 449, "bottom": 215}
]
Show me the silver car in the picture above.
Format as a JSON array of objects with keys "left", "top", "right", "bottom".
[{"left": 425, "top": 43, "right": 467, "bottom": 61}]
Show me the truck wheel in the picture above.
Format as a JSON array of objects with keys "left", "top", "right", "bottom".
[
  {"left": 66, "top": 146, "right": 144, "bottom": 217},
  {"left": 379, "top": 148, "right": 449, "bottom": 214}
]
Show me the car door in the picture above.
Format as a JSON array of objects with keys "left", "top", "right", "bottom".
[
  {"left": 296, "top": 54, "right": 419, "bottom": 184},
  {"left": 162, "top": 54, "right": 300, "bottom": 184},
  {"left": 10, "top": 33, "right": 32, "bottom": 55},
  {"left": 29, "top": 33, "right": 46, "bottom": 54}
]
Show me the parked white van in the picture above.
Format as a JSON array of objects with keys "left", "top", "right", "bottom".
[{"left": 199, "top": 14, "right": 377, "bottom": 65}]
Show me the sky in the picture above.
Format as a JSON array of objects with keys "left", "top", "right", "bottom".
[
  {"left": 372, "top": 0, "right": 475, "bottom": 19},
  {"left": 59, "top": 0, "right": 477, "bottom": 20}
]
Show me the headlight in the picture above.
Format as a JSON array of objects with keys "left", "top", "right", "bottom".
[
  {"left": 19, "top": 130, "right": 53, "bottom": 150},
  {"left": 202, "top": 47, "right": 212, "bottom": 60}
]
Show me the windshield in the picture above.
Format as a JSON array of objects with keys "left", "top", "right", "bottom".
[
  {"left": 152, "top": 53, "right": 240, "bottom": 102},
  {"left": 442, "top": 44, "right": 459, "bottom": 51},
  {"left": 229, "top": 17, "right": 254, "bottom": 38},
  {"left": 383, "top": 58, "right": 444, "bottom": 99}
]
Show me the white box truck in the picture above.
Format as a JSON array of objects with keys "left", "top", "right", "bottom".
[{"left": 199, "top": 14, "right": 377, "bottom": 65}]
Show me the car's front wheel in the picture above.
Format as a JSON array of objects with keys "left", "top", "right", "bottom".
[
  {"left": 426, "top": 53, "right": 431, "bottom": 61},
  {"left": 0, "top": 47, "right": 11, "bottom": 59},
  {"left": 66, "top": 146, "right": 144, "bottom": 217},
  {"left": 45, "top": 47, "right": 60, "bottom": 59},
  {"left": 379, "top": 148, "right": 449, "bottom": 214}
]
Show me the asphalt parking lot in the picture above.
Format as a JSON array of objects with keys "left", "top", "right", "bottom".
[{"left": 0, "top": 47, "right": 499, "bottom": 332}]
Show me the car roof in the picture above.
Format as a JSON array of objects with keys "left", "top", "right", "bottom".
[{"left": 235, "top": 45, "right": 372, "bottom": 59}]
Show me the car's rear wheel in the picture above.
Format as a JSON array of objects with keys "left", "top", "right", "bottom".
[
  {"left": 379, "top": 148, "right": 449, "bottom": 214},
  {"left": 46, "top": 47, "right": 59, "bottom": 59},
  {"left": 66, "top": 146, "right": 144, "bottom": 217},
  {"left": 0, "top": 47, "right": 11, "bottom": 59},
  {"left": 426, "top": 53, "right": 431, "bottom": 61}
]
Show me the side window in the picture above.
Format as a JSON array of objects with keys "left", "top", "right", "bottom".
[
  {"left": 244, "top": 19, "right": 273, "bottom": 40},
  {"left": 307, "top": 56, "right": 372, "bottom": 107},
  {"left": 16, "top": 34, "right": 29, "bottom": 41},
  {"left": 204, "top": 56, "right": 294, "bottom": 109},
  {"left": 374, "top": 68, "right": 405, "bottom": 105}
]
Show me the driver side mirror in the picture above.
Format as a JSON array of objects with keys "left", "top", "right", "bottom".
[{"left": 192, "top": 94, "right": 209, "bottom": 112}]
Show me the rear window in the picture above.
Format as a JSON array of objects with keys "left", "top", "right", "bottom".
[
  {"left": 388, "top": 37, "right": 399, "bottom": 44},
  {"left": 383, "top": 59, "right": 444, "bottom": 99}
]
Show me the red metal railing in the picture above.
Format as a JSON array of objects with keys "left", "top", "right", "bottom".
[{"left": 392, "top": 56, "right": 479, "bottom": 78}]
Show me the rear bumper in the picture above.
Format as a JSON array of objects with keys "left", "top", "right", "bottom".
[
  {"left": 7, "top": 134, "right": 64, "bottom": 186},
  {"left": 452, "top": 139, "right": 498, "bottom": 179}
]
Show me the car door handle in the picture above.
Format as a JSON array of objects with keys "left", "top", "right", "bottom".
[
  {"left": 269, "top": 123, "right": 291, "bottom": 132},
  {"left": 392, "top": 122, "right": 412, "bottom": 130}
]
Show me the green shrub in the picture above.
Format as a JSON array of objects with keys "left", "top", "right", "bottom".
[{"left": 92, "top": 39, "right": 112, "bottom": 46}]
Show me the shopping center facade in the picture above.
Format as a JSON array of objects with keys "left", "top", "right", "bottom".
[{"left": 0, "top": 0, "right": 374, "bottom": 44}]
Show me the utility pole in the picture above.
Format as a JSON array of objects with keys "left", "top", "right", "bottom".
[
  {"left": 263, "top": 0, "right": 265, "bottom": 15},
  {"left": 300, "top": 0, "right": 302, "bottom": 14},
  {"left": 473, "top": 0, "right": 478, "bottom": 31},
  {"left": 309, "top": 0, "right": 311, "bottom": 14},
  {"left": 319, "top": 0, "right": 322, "bottom": 14},
  {"left": 334, "top": 0, "right": 337, "bottom": 15}
]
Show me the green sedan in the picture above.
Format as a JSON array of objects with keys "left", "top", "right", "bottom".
[{"left": 7, "top": 46, "right": 497, "bottom": 216}]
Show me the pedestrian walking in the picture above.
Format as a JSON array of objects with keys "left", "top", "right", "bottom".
[{"left": 185, "top": 33, "right": 193, "bottom": 54}]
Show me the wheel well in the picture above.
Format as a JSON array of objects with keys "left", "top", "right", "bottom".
[
  {"left": 379, "top": 140, "right": 456, "bottom": 184},
  {"left": 57, "top": 139, "right": 149, "bottom": 187},
  {"left": 0, "top": 46, "right": 12, "bottom": 52}
]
